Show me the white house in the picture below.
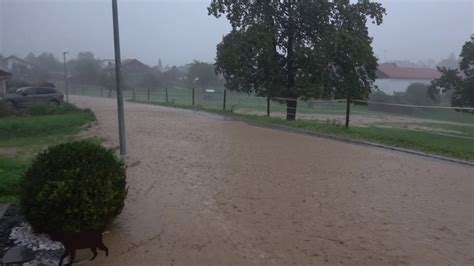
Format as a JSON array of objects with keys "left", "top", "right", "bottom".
[
  {"left": 375, "top": 63, "right": 441, "bottom": 94},
  {"left": 0, "top": 56, "right": 37, "bottom": 71},
  {"left": 0, "top": 69, "right": 12, "bottom": 94}
]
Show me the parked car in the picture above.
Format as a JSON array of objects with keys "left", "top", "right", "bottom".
[{"left": 1, "top": 87, "right": 64, "bottom": 108}]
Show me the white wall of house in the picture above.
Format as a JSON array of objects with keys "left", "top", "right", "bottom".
[
  {"left": 374, "top": 78, "right": 432, "bottom": 95},
  {"left": 0, "top": 80, "right": 6, "bottom": 94},
  {"left": 5, "top": 58, "right": 34, "bottom": 70}
]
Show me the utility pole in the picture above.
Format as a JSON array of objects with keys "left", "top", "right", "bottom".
[
  {"left": 112, "top": 0, "right": 127, "bottom": 156},
  {"left": 62, "top": 52, "right": 69, "bottom": 102}
]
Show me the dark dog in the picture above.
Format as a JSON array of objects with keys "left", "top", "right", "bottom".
[{"left": 49, "top": 231, "right": 108, "bottom": 266}]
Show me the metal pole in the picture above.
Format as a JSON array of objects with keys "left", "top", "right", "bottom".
[
  {"left": 132, "top": 88, "right": 135, "bottom": 101},
  {"left": 62, "top": 52, "right": 69, "bottom": 102},
  {"left": 112, "top": 0, "right": 127, "bottom": 156},
  {"left": 192, "top": 88, "right": 195, "bottom": 106},
  {"left": 165, "top": 87, "right": 168, "bottom": 103},
  {"left": 223, "top": 89, "right": 227, "bottom": 110},
  {"left": 147, "top": 88, "right": 150, "bottom": 102}
]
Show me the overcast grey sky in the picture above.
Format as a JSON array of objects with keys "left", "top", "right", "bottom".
[{"left": 1, "top": 0, "right": 473, "bottom": 66}]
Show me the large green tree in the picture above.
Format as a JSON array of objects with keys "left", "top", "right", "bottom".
[
  {"left": 208, "top": 0, "right": 385, "bottom": 120},
  {"left": 429, "top": 38, "right": 474, "bottom": 110}
]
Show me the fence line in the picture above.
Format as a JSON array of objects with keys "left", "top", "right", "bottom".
[
  {"left": 65, "top": 86, "right": 474, "bottom": 131},
  {"left": 353, "top": 99, "right": 474, "bottom": 111}
]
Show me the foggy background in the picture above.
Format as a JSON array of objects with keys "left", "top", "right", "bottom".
[{"left": 1, "top": 0, "right": 473, "bottom": 66}]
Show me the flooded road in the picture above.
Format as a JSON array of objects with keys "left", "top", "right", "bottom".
[{"left": 71, "top": 96, "right": 473, "bottom": 266}]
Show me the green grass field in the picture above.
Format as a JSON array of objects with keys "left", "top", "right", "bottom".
[
  {"left": 0, "top": 157, "right": 28, "bottom": 203},
  {"left": 0, "top": 106, "right": 95, "bottom": 203},
  {"left": 248, "top": 117, "right": 474, "bottom": 160}
]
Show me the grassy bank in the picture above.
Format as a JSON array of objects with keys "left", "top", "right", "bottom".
[
  {"left": 0, "top": 157, "right": 28, "bottom": 203},
  {"left": 0, "top": 105, "right": 95, "bottom": 203},
  {"left": 133, "top": 100, "right": 474, "bottom": 161}
]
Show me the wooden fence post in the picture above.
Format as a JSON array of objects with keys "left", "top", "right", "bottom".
[
  {"left": 267, "top": 95, "right": 270, "bottom": 117},
  {"left": 192, "top": 88, "right": 195, "bottom": 106},
  {"left": 223, "top": 89, "right": 227, "bottom": 110},
  {"left": 345, "top": 92, "right": 351, "bottom": 128},
  {"left": 165, "top": 88, "right": 168, "bottom": 103}
]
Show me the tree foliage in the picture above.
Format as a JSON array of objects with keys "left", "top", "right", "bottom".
[
  {"left": 208, "top": 0, "right": 385, "bottom": 120},
  {"left": 370, "top": 83, "right": 436, "bottom": 106},
  {"left": 437, "top": 53, "right": 459, "bottom": 70},
  {"left": 68, "top": 52, "right": 101, "bottom": 85},
  {"left": 10, "top": 64, "right": 50, "bottom": 85},
  {"left": 25, "top": 52, "right": 62, "bottom": 72},
  {"left": 161, "top": 66, "right": 182, "bottom": 87},
  {"left": 140, "top": 70, "right": 161, "bottom": 89},
  {"left": 429, "top": 39, "right": 474, "bottom": 110},
  {"left": 187, "top": 60, "right": 218, "bottom": 88}
]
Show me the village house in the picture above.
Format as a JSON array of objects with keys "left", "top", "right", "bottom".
[{"left": 375, "top": 63, "right": 441, "bottom": 94}]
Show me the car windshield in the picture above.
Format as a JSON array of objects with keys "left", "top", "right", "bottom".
[{"left": 15, "top": 87, "right": 30, "bottom": 94}]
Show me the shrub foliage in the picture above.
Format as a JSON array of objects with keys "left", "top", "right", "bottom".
[{"left": 20, "top": 141, "right": 127, "bottom": 233}]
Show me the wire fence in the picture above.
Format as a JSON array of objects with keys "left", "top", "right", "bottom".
[{"left": 63, "top": 85, "right": 474, "bottom": 142}]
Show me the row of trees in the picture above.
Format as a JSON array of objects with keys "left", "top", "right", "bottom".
[
  {"left": 2, "top": 52, "right": 224, "bottom": 92},
  {"left": 370, "top": 83, "right": 441, "bottom": 106}
]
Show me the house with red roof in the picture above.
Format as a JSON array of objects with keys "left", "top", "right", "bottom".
[{"left": 375, "top": 63, "right": 441, "bottom": 94}]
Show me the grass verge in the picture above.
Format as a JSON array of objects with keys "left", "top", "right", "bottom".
[
  {"left": 0, "top": 110, "right": 95, "bottom": 147},
  {"left": 0, "top": 106, "right": 95, "bottom": 203},
  {"left": 0, "top": 157, "right": 28, "bottom": 203},
  {"left": 133, "top": 100, "right": 474, "bottom": 161}
]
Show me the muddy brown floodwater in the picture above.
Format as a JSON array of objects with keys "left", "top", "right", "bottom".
[{"left": 71, "top": 96, "right": 473, "bottom": 266}]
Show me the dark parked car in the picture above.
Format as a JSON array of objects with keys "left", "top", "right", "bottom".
[{"left": 1, "top": 87, "right": 64, "bottom": 107}]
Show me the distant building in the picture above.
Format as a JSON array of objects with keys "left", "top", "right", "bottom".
[
  {"left": 0, "top": 56, "right": 37, "bottom": 71},
  {"left": 375, "top": 63, "right": 441, "bottom": 94},
  {"left": 122, "top": 59, "right": 150, "bottom": 73},
  {"left": 102, "top": 59, "right": 151, "bottom": 87},
  {"left": 0, "top": 69, "right": 12, "bottom": 94},
  {"left": 102, "top": 59, "right": 150, "bottom": 73}
]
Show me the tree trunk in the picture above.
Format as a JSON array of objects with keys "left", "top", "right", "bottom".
[{"left": 286, "top": 99, "right": 297, "bottom": 120}]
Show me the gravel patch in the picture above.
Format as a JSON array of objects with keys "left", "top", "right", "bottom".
[
  {"left": 0, "top": 204, "right": 22, "bottom": 258},
  {"left": 0, "top": 205, "right": 64, "bottom": 265}
]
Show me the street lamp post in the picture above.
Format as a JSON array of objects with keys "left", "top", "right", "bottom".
[
  {"left": 62, "top": 52, "right": 69, "bottom": 103},
  {"left": 112, "top": 0, "right": 127, "bottom": 156}
]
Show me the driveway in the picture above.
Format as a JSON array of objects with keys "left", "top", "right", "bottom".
[{"left": 71, "top": 96, "right": 473, "bottom": 265}]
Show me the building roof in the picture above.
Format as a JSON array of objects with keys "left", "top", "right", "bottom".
[
  {"left": 3, "top": 56, "right": 37, "bottom": 68},
  {"left": 122, "top": 59, "right": 150, "bottom": 69},
  {"left": 0, "top": 69, "right": 12, "bottom": 79},
  {"left": 104, "top": 59, "right": 150, "bottom": 72},
  {"left": 377, "top": 63, "right": 441, "bottom": 80}
]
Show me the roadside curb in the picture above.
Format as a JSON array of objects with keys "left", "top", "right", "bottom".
[{"left": 225, "top": 116, "right": 474, "bottom": 167}]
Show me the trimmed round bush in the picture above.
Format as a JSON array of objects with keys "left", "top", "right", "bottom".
[{"left": 20, "top": 141, "right": 127, "bottom": 233}]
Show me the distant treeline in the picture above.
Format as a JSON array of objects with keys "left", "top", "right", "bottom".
[{"left": 0, "top": 52, "right": 224, "bottom": 93}]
